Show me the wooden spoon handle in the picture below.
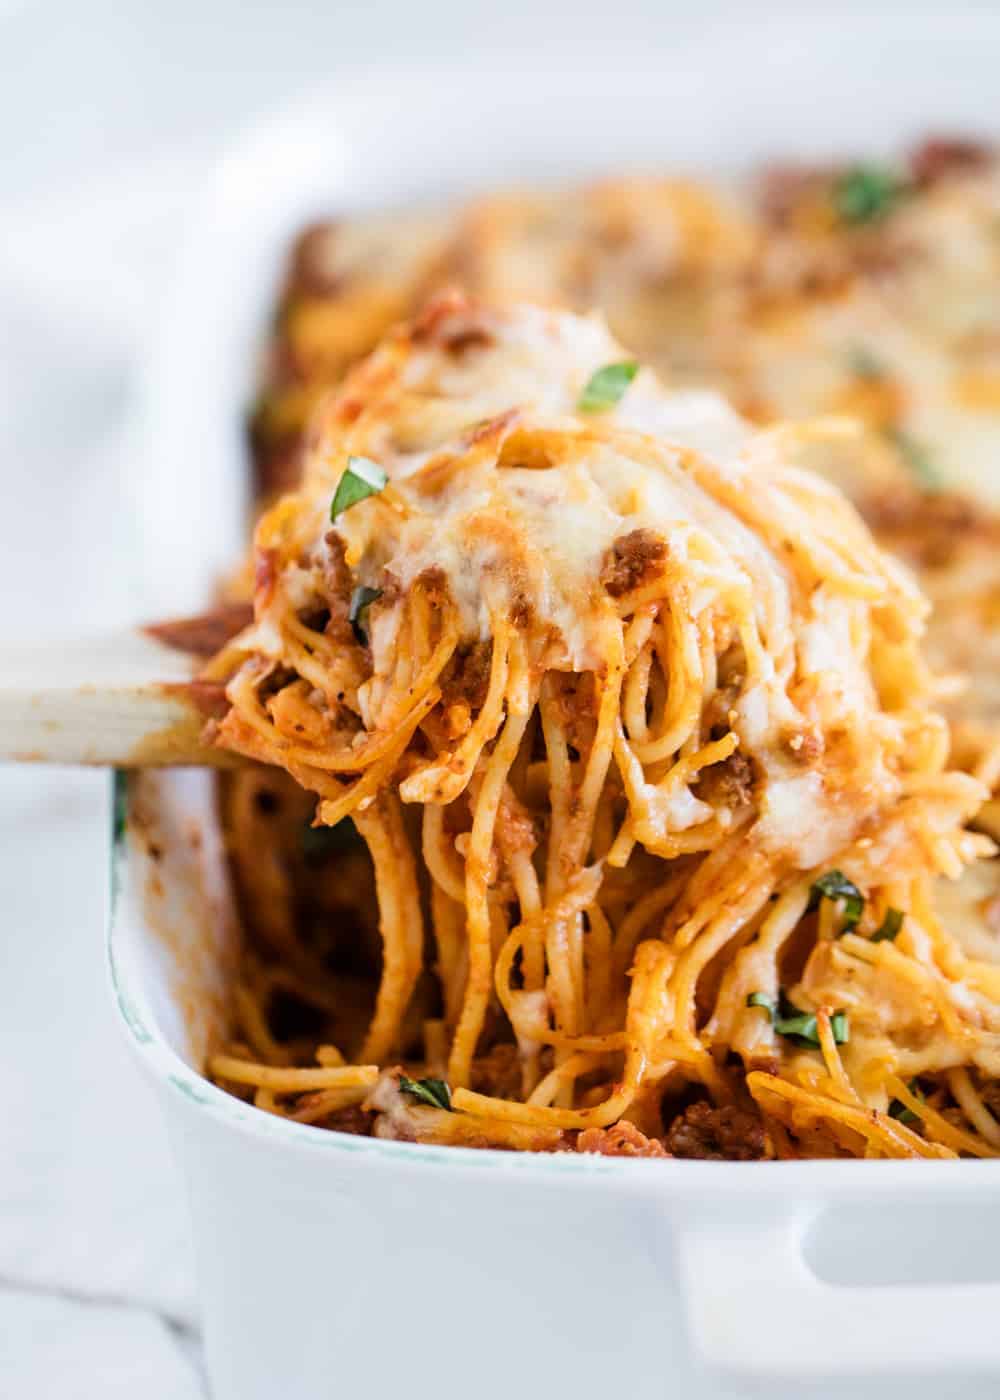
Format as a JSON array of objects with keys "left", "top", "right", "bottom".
[{"left": 0, "top": 610, "right": 248, "bottom": 767}]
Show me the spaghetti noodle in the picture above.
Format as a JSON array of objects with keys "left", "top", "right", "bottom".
[{"left": 207, "top": 294, "right": 1000, "bottom": 1159}]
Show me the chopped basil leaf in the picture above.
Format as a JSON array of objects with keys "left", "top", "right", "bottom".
[
  {"left": 330, "top": 455, "right": 387, "bottom": 520},
  {"left": 300, "top": 817, "right": 359, "bottom": 862},
  {"left": 847, "top": 345, "right": 886, "bottom": 380},
  {"left": 872, "top": 907, "right": 904, "bottom": 943},
  {"left": 833, "top": 165, "right": 907, "bottom": 225},
  {"left": 399, "top": 1075, "right": 452, "bottom": 1111},
  {"left": 809, "top": 869, "right": 864, "bottom": 932},
  {"left": 577, "top": 361, "right": 639, "bottom": 414},
  {"left": 773, "top": 1010, "right": 820, "bottom": 1045},
  {"left": 747, "top": 991, "right": 848, "bottom": 1047},
  {"left": 888, "top": 1081, "right": 924, "bottom": 1126},
  {"left": 747, "top": 992, "right": 777, "bottom": 1017},
  {"left": 349, "top": 585, "right": 382, "bottom": 645},
  {"left": 775, "top": 1007, "right": 850, "bottom": 1049},
  {"left": 886, "top": 428, "right": 941, "bottom": 490}
]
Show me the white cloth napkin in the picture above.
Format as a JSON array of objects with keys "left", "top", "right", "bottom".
[{"left": 0, "top": 157, "right": 205, "bottom": 1394}]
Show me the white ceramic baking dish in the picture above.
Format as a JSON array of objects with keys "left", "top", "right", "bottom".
[{"left": 113, "top": 19, "right": 1000, "bottom": 1398}]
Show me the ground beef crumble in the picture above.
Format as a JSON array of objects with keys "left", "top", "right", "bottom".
[
  {"left": 576, "top": 1122, "right": 670, "bottom": 1158},
  {"left": 665, "top": 1100, "right": 767, "bottom": 1161},
  {"left": 601, "top": 528, "right": 668, "bottom": 597},
  {"left": 693, "top": 751, "right": 754, "bottom": 809}
]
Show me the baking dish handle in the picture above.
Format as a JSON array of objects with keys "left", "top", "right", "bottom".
[{"left": 676, "top": 1217, "right": 1000, "bottom": 1376}]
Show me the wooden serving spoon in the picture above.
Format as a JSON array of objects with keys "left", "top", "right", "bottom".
[{"left": 0, "top": 605, "right": 251, "bottom": 767}]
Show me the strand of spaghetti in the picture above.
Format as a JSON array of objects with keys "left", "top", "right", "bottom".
[
  {"left": 373, "top": 1102, "right": 564, "bottom": 1152},
  {"left": 667, "top": 876, "right": 775, "bottom": 1069},
  {"left": 616, "top": 724, "right": 739, "bottom": 858},
  {"left": 911, "top": 878, "right": 986, "bottom": 984},
  {"left": 209, "top": 1057, "right": 379, "bottom": 1091},
  {"left": 449, "top": 638, "right": 532, "bottom": 1088},
  {"left": 199, "top": 633, "right": 256, "bottom": 683},
  {"left": 610, "top": 873, "right": 687, "bottom": 984},
  {"left": 221, "top": 668, "right": 442, "bottom": 809},
  {"left": 374, "top": 600, "right": 462, "bottom": 732},
  {"left": 282, "top": 614, "right": 357, "bottom": 700},
  {"left": 272, "top": 615, "right": 459, "bottom": 771},
  {"left": 606, "top": 822, "right": 637, "bottom": 869},
  {"left": 288, "top": 1085, "right": 373, "bottom": 1123},
  {"left": 667, "top": 823, "right": 764, "bottom": 950},
  {"left": 885, "top": 1076, "right": 1000, "bottom": 1158},
  {"left": 746, "top": 1073, "right": 952, "bottom": 1159},
  {"left": 225, "top": 661, "right": 294, "bottom": 750},
  {"left": 430, "top": 881, "right": 467, "bottom": 1028},
  {"left": 972, "top": 732, "right": 1000, "bottom": 790},
  {"left": 421, "top": 804, "right": 467, "bottom": 903},
  {"left": 622, "top": 635, "right": 655, "bottom": 742},
  {"left": 503, "top": 844, "right": 543, "bottom": 988},
  {"left": 454, "top": 939, "right": 672, "bottom": 1129},
  {"left": 560, "top": 621, "right": 625, "bottom": 1030},
  {"left": 538, "top": 675, "right": 573, "bottom": 904},
  {"left": 232, "top": 981, "right": 293, "bottom": 1066},
  {"left": 629, "top": 600, "right": 704, "bottom": 763},
  {"left": 270, "top": 703, "right": 435, "bottom": 773},
  {"left": 490, "top": 778, "right": 540, "bottom": 985},
  {"left": 314, "top": 686, "right": 441, "bottom": 825},
  {"left": 408, "top": 577, "right": 433, "bottom": 664},
  {"left": 838, "top": 932, "right": 972, "bottom": 1044},
  {"left": 525, "top": 1053, "right": 607, "bottom": 1107},
  {"left": 947, "top": 1068, "right": 1000, "bottom": 1147},
  {"left": 710, "top": 880, "right": 812, "bottom": 1053},
  {"left": 585, "top": 902, "right": 613, "bottom": 1033},
  {"left": 356, "top": 792, "right": 425, "bottom": 1063},
  {"left": 400, "top": 623, "right": 511, "bottom": 805},
  {"left": 537, "top": 679, "right": 578, "bottom": 1048},
  {"left": 623, "top": 605, "right": 657, "bottom": 664},
  {"left": 493, "top": 866, "right": 605, "bottom": 1040},
  {"left": 816, "top": 1009, "right": 862, "bottom": 1105}
]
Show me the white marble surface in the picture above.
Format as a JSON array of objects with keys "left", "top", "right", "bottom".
[{"left": 3, "top": 2, "right": 1000, "bottom": 1394}]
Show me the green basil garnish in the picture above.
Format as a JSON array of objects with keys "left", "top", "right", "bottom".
[
  {"left": 349, "top": 585, "right": 382, "bottom": 644},
  {"left": 847, "top": 345, "right": 886, "bottom": 380},
  {"left": 747, "top": 992, "right": 777, "bottom": 1017},
  {"left": 888, "top": 1081, "right": 924, "bottom": 1126},
  {"left": 872, "top": 908, "right": 904, "bottom": 943},
  {"left": 833, "top": 165, "right": 907, "bottom": 225},
  {"left": 399, "top": 1075, "right": 452, "bottom": 1111},
  {"left": 330, "top": 455, "right": 387, "bottom": 520},
  {"left": 775, "top": 1006, "right": 849, "bottom": 1049},
  {"left": 747, "top": 992, "right": 848, "bottom": 1049},
  {"left": 809, "top": 870, "right": 864, "bottom": 932},
  {"left": 577, "top": 361, "right": 639, "bottom": 414},
  {"left": 886, "top": 428, "right": 941, "bottom": 490}
]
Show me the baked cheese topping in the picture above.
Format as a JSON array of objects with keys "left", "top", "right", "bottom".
[{"left": 235, "top": 297, "right": 966, "bottom": 876}]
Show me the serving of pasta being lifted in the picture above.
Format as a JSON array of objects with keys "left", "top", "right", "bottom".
[{"left": 202, "top": 291, "right": 1000, "bottom": 1161}]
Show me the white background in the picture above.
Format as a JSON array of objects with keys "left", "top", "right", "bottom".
[{"left": 2, "top": 1, "right": 1000, "bottom": 1394}]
